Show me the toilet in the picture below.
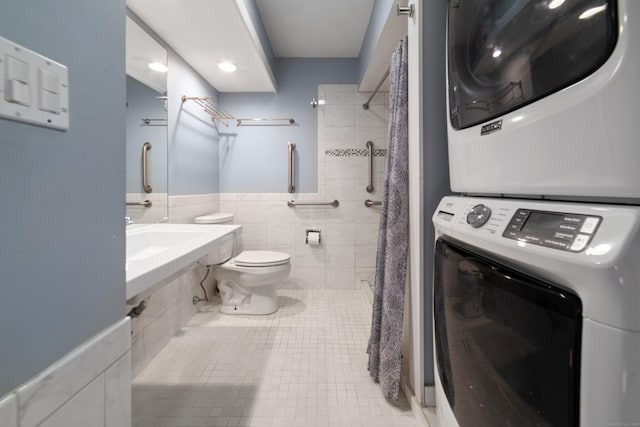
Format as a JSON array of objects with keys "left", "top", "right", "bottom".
[{"left": 194, "top": 213, "right": 291, "bottom": 315}]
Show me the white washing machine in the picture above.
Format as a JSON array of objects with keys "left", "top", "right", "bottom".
[{"left": 432, "top": 195, "right": 640, "bottom": 427}]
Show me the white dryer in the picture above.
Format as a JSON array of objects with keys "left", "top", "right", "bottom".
[{"left": 432, "top": 195, "right": 640, "bottom": 427}]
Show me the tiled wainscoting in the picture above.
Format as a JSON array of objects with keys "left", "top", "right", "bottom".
[
  {"left": 126, "top": 192, "right": 168, "bottom": 224},
  {"left": 168, "top": 193, "right": 220, "bottom": 224},
  {"left": 0, "top": 318, "right": 131, "bottom": 427},
  {"left": 128, "top": 264, "right": 216, "bottom": 378}
]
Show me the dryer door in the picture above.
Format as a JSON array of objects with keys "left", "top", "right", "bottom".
[
  {"left": 434, "top": 238, "right": 582, "bottom": 427},
  {"left": 447, "top": 0, "right": 617, "bottom": 129}
]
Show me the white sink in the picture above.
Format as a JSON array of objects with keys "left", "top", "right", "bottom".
[{"left": 125, "top": 223, "right": 241, "bottom": 303}]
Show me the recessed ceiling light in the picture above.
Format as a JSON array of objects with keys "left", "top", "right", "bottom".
[
  {"left": 492, "top": 49, "right": 502, "bottom": 58},
  {"left": 218, "top": 62, "right": 237, "bottom": 73},
  {"left": 148, "top": 62, "right": 168, "bottom": 73}
]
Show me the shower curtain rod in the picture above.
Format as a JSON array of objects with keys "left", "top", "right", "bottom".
[{"left": 362, "top": 67, "right": 390, "bottom": 110}]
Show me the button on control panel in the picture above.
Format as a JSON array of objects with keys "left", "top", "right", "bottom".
[{"left": 502, "top": 209, "right": 601, "bottom": 252}]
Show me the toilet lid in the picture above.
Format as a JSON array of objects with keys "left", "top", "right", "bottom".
[{"left": 234, "top": 251, "right": 290, "bottom": 267}]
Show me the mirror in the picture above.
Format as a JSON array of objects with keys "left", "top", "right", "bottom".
[{"left": 125, "top": 15, "right": 168, "bottom": 223}]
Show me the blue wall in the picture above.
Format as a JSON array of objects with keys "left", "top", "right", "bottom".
[
  {"left": 422, "top": 0, "right": 452, "bottom": 386},
  {"left": 218, "top": 58, "right": 358, "bottom": 193},
  {"left": 168, "top": 52, "right": 220, "bottom": 195},
  {"left": 126, "top": 76, "right": 168, "bottom": 193},
  {"left": 0, "top": 0, "right": 125, "bottom": 396}
]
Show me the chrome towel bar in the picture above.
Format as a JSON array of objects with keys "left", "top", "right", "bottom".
[
  {"left": 364, "top": 199, "right": 382, "bottom": 207},
  {"left": 127, "top": 200, "right": 152, "bottom": 208},
  {"left": 288, "top": 142, "right": 296, "bottom": 193},
  {"left": 287, "top": 200, "right": 339, "bottom": 208},
  {"left": 366, "top": 141, "right": 374, "bottom": 193},
  {"left": 142, "top": 142, "right": 152, "bottom": 193}
]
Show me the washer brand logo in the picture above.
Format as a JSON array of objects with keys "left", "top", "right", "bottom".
[{"left": 481, "top": 119, "right": 502, "bottom": 135}]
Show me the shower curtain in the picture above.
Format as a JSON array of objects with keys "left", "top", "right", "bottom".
[{"left": 367, "top": 37, "right": 409, "bottom": 402}]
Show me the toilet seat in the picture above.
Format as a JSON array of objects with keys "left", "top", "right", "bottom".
[{"left": 233, "top": 250, "right": 290, "bottom": 267}]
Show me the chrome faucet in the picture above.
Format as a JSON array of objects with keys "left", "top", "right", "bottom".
[{"left": 125, "top": 216, "right": 133, "bottom": 225}]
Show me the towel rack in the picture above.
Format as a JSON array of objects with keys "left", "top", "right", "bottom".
[
  {"left": 287, "top": 200, "right": 339, "bottom": 208},
  {"left": 182, "top": 95, "right": 295, "bottom": 127},
  {"left": 127, "top": 200, "right": 153, "bottom": 208},
  {"left": 364, "top": 199, "right": 382, "bottom": 207}
]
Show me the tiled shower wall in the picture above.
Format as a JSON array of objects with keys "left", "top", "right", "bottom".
[
  {"left": 217, "top": 84, "right": 388, "bottom": 290},
  {"left": 162, "top": 84, "right": 387, "bottom": 290}
]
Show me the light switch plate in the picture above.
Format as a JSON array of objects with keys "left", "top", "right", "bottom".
[{"left": 0, "top": 36, "right": 69, "bottom": 131}]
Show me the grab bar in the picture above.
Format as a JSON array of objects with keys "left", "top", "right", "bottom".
[
  {"left": 127, "top": 200, "right": 153, "bottom": 208},
  {"left": 364, "top": 199, "right": 382, "bottom": 207},
  {"left": 287, "top": 200, "right": 339, "bottom": 208},
  {"left": 366, "top": 141, "right": 374, "bottom": 193},
  {"left": 142, "top": 142, "right": 152, "bottom": 193},
  {"left": 288, "top": 142, "right": 296, "bottom": 193}
]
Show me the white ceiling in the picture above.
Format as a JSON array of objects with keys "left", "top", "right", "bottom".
[
  {"left": 127, "top": 0, "right": 401, "bottom": 93},
  {"left": 255, "top": 0, "right": 375, "bottom": 58},
  {"left": 125, "top": 16, "right": 167, "bottom": 94}
]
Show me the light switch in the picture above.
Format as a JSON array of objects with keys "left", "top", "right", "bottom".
[
  {"left": 39, "top": 89, "right": 60, "bottom": 114},
  {"left": 0, "top": 35, "right": 69, "bottom": 130},
  {"left": 39, "top": 68, "right": 59, "bottom": 94},
  {"left": 5, "top": 79, "right": 30, "bottom": 106},
  {"left": 7, "top": 55, "right": 29, "bottom": 82}
]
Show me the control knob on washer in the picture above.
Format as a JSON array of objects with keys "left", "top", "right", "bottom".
[{"left": 467, "top": 204, "right": 492, "bottom": 228}]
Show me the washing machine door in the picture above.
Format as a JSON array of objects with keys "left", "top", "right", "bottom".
[{"left": 434, "top": 237, "right": 582, "bottom": 427}]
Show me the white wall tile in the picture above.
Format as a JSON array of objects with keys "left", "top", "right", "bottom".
[
  {"left": 356, "top": 245, "right": 378, "bottom": 268},
  {"left": 356, "top": 104, "right": 386, "bottom": 128},
  {"left": 267, "top": 222, "right": 296, "bottom": 246},
  {"left": 0, "top": 393, "right": 17, "bottom": 427},
  {"left": 295, "top": 244, "right": 326, "bottom": 268},
  {"left": 295, "top": 268, "right": 326, "bottom": 290},
  {"left": 326, "top": 268, "right": 356, "bottom": 290},
  {"left": 324, "top": 126, "right": 356, "bottom": 149},
  {"left": 325, "top": 245, "right": 355, "bottom": 267},
  {"left": 321, "top": 105, "right": 355, "bottom": 127},
  {"left": 324, "top": 223, "right": 355, "bottom": 245},
  {"left": 105, "top": 352, "right": 132, "bottom": 427},
  {"left": 355, "top": 223, "right": 380, "bottom": 245},
  {"left": 142, "top": 305, "right": 178, "bottom": 367},
  {"left": 17, "top": 318, "right": 130, "bottom": 427},
  {"left": 266, "top": 201, "right": 295, "bottom": 223},
  {"left": 39, "top": 375, "right": 104, "bottom": 427},
  {"left": 236, "top": 200, "right": 268, "bottom": 223}
]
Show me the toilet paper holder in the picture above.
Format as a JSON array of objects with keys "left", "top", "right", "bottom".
[{"left": 306, "top": 229, "right": 321, "bottom": 245}]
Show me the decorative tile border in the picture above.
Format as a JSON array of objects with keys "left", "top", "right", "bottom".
[{"left": 325, "top": 148, "right": 387, "bottom": 157}]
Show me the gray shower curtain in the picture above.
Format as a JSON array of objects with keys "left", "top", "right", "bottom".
[{"left": 367, "top": 37, "right": 409, "bottom": 402}]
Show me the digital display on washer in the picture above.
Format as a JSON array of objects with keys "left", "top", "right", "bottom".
[
  {"left": 503, "top": 209, "right": 601, "bottom": 252},
  {"left": 521, "top": 212, "right": 566, "bottom": 234}
]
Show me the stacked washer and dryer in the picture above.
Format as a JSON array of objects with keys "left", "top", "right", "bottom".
[{"left": 433, "top": 1, "right": 640, "bottom": 426}]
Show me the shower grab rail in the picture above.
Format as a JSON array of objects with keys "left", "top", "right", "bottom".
[
  {"left": 142, "top": 142, "right": 152, "bottom": 193},
  {"left": 364, "top": 199, "right": 382, "bottom": 207},
  {"left": 127, "top": 200, "right": 153, "bottom": 208},
  {"left": 288, "top": 142, "right": 296, "bottom": 193},
  {"left": 287, "top": 200, "right": 339, "bottom": 208},
  {"left": 362, "top": 67, "right": 389, "bottom": 110},
  {"left": 366, "top": 141, "right": 374, "bottom": 193}
]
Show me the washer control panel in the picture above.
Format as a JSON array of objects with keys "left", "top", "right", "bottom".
[{"left": 502, "top": 209, "right": 601, "bottom": 252}]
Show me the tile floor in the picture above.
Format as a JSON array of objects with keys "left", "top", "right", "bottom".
[{"left": 132, "top": 289, "right": 420, "bottom": 427}]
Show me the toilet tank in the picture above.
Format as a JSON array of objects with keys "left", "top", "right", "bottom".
[
  {"left": 194, "top": 213, "right": 235, "bottom": 224},
  {"left": 193, "top": 213, "right": 236, "bottom": 264}
]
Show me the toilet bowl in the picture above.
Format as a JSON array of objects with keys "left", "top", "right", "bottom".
[
  {"left": 213, "top": 251, "right": 290, "bottom": 315},
  {"left": 193, "top": 213, "right": 291, "bottom": 315}
]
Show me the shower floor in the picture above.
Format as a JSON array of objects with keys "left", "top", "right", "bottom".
[{"left": 132, "top": 289, "right": 419, "bottom": 427}]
